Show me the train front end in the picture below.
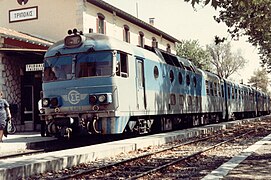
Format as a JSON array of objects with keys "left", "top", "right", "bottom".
[{"left": 41, "top": 30, "right": 123, "bottom": 137}]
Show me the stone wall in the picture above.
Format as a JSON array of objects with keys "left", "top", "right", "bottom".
[{"left": 0, "top": 53, "right": 22, "bottom": 125}]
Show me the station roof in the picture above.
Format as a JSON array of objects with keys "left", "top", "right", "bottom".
[
  {"left": 0, "top": 27, "right": 53, "bottom": 51},
  {"left": 87, "top": 0, "right": 181, "bottom": 44}
]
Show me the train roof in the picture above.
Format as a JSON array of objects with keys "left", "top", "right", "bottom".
[{"left": 45, "top": 33, "right": 164, "bottom": 63}]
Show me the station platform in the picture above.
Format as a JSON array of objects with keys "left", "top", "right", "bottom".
[
  {"left": 0, "top": 117, "right": 270, "bottom": 180},
  {"left": 203, "top": 132, "right": 271, "bottom": 179},
  {"left": 0, "top": 132, "right": 56, "bottom": 155}
]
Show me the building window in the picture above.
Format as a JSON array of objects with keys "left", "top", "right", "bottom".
[
  {"left": 97, "top": 13, "right": 106, "bottom": 34},
  {"left": 152, "top": 37, "right": 158, "bottom": 48},
  {"left": 123, "top": 25, "right": 130, "bottom": 43},
  {"left": 166, "top": 44, "right": 171, "bottom": 53},
  {"left": 138, "top": 31, "right": 144, "bottom": 47}
]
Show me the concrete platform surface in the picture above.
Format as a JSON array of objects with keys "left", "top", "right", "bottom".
[
  {"left": 203, "top": 133, "right": 271, "bottom": 180},
  {"left": 0, "top": 117, "right": 269, "bottom": 180},
  {"left": 0, "top": 132, "right": 56, "bottom": 154}
]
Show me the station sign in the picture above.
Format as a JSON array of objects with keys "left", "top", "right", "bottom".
[
  {"left": 26, "top": 63, "right": 43, "bottom": 71},
  {"left": 9, "top": 6, "right": 38, "bottom": 23}
]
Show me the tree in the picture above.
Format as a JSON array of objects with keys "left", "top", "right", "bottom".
[
  {"left": 248, "top": 68, "right": 270, "bottom": 93},
  {"left": 206, "top": 42, "right": 246, "bottom": 79},
  {"left": 184, "top": 0, "right": 271, "bottom": 71},
  {"left": 176, "top": 40, "right": 211, "bottom": 70}
]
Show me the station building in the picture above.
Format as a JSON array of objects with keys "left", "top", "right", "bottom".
[{"left": 0, "top": 0, "right": 180, "bottom": 132}]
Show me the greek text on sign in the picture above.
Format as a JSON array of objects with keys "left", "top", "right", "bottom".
[
  {"left": 26, "top": 63, "right": 44, "bottom": 71},
  {"left": 9, "top": 6, "right": 38, "bottom": 23}
]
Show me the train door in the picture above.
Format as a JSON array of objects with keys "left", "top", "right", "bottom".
[{"left": 136, "top": 58, "right": 146, "bottom": 110}]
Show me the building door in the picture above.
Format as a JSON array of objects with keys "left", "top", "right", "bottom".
[
  {"left": 22, "top": 85, "right": 35, "bottom": 131},
  {"left": 136, "top": 59, "right": 146, "bottom": 110},
  {"left": 21, "top": 71, "right": 42, "bottom": 131}
]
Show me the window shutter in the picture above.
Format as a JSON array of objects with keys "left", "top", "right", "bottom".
[
  {"left": 123, "top": 29, "right": 125, "bottom": 41},
  {"left": 104, "top": 21, "right": 106, "bottom": 35},
  {"left": 96, "top": 18, "right": 99, "bottom": 33}
]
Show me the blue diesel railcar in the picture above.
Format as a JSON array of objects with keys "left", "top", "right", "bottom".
[{"left": 40, "top": 30, "right": 270, "bottom": 137}]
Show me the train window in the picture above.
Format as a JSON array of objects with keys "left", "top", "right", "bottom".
[
  {"left": 169, "top": 70, "right": 174, "bottom": 83},
  {"left": 153, "top": 66, "right": 159, "bottom": 79},
  {"left": 186, "top": 74, "right": 190, "bottom": 86},
  {"left": 76, "top": 51, "right": 113, "bottom": 78},
  {"left": 206, "top": 80, "right": 209, "bottom": 95},
  {"left": 218, "top": 84, "right": 221, "bottom": 97},
  {"left": 187, "top": 96, "right": 192, "bottom": 109},
  {"left": 210, "top": 82, "right": 214, "bottom": 96},
  {"left": 232, "top": 88, "right": 235, "bottom": 99},
  {"left": 116, "top": 52, "right": 129, "bottom": 78},
  {"left": 221, "top": 85, "right": 224, "bottom": 98},
  {"left": 179, "top": 95, "right": 184, "bottom": 108},
  {"left": 97, "top": 13, "right": 106, "bottom": 34},
  {"left": 170, "top": 94, "right": 176, "bottom": 105},
  {"left": 137, "top": 60, "right": 144, "bottom": 88},
  {"left": 214, "top": 82, "right": 217, "bottom": 96},
  {"left": 228, "top": 86, "right": 231, "bottom": 99},
  {"left": 195, "top": 96, "right": 199, "bottom": 110},
  {"left": 178, "top": 72, "right": 183, "bottom": 85},
  {"left": 193, "top": 77, "right": 197, "bottom": 87}
]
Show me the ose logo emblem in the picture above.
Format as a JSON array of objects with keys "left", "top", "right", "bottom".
[{"left": 68, "top": 90, "right": 80, "bottom": 104}]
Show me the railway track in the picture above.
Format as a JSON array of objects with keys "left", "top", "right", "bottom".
[
  {"left": 54, "top": 129, "right": 256, "bottom": 180},
  {"left": 21, "top": 117, "right": 271, "bottom": 179}
]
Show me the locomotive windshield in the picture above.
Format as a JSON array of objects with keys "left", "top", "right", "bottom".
[{"left": 43, "top": 51, "right": 113, "bottom": 82}]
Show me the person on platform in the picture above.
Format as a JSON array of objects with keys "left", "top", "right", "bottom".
[{"left": 0, "top": 91, "right": 12, "bottom": 142}]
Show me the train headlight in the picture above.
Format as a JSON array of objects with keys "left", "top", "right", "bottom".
[
  {"left": 42, "top": 98, "right": 50, "bottom": 107},
  {"left": 89, "top": 93, "right": 112, "bottom": 105},
  {"left": 89, "top": 95, "right": 97, "bottom": 104},
  {"left": 50, "top": 97, "right": 59, "bottom": 107},
  {"left": 64, "top": 35, "right": 85, "bottom": 48},
  {"left": 98, "top": 95, "right": 107, "bottom": 103}
]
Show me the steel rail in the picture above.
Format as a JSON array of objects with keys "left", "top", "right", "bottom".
[
  {"left": 127, "top": 130, "right": 254, "bottom": 180},
  {"left": 54, "top": 133, "right": 226, "bottom": 180}
]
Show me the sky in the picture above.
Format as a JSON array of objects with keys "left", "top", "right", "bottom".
[{"left": 104, "top": 0, "right": 262, "bottom": 84}]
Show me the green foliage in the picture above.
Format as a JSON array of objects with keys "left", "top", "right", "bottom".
[
  {"left": 184, "top": 0, "right": 271, "bottom": 71},
  {"left": 206, "top": 42, "right": 247, "bottom": 79},
  {"left": 176, "top": 40, "right": 211, "bottom": 70},
  {"left": 248, "top": 68, "right": 270, "bottom": 93}
]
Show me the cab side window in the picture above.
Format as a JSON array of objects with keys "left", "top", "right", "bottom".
[{"left": 116, "top": 52, "right": 129, "bottom": 78}]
